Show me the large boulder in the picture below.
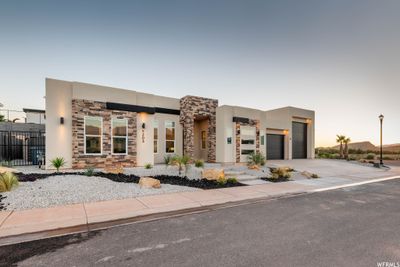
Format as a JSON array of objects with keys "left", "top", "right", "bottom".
[
  {"left": 139, "top": 177, "right": 161, "bottom": 189},
  {"left": 0, "top": 167, "right": 20, "bottom": 174},
  {"left": 202, "top": 169, "right": 225, "bottom": 181},
  {"left": 104, "top": 165, "right": 124, "bottom": 174}
]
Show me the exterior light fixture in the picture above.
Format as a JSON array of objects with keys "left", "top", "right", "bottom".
[
  {"left": 142, "top": 123, "right": 146, "bottom": 129},
  {"left": 60, "top": 117, "right": 64, "bottom": 124},
  {"left": 379, "top": 114, "right": 384, "bottom": 165}
]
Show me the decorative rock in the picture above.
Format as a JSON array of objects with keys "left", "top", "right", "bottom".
[
  {"left": 139, "top": 177, "right": 161, "bottom": 188},
  {"left": 248, "top": 164, "right": 260, "bottom": 171},
  {"left": 104, "top": 165, "right": 124, "bottom": 174},
  {"left": 0, "top": 167, "right": 20, "bottom": 174},
  {"left": 202, "top": 169, "right": 225, "bottom": 180}
]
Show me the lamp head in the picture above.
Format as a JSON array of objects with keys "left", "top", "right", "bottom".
[{"left": 379, "top": 114, "right": 384, "bottom": 121}]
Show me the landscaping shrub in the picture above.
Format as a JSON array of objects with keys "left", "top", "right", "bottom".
[
  {"left": 217, "top": 176, "right": 227, "bottom": 185},
  {"left": 269, "top": 167, "right": 292, "bottom": 180},
  {"left": 84, "top": 167, "right": 95, "bottom": 177},
  {"left": 50, "top": 157, "right": 66, "bottom": 172},
  {"left": 247, "top": 152, "right": 266, "bottom": 167},
  {"left": 310, "top": 173, "right": 319, "bottom": 178},
  {"left": 144, "top": 163, "right": 153, "bottom": 169},
  {"left": 365, "top": 153, "right": 375, "bottom": 160},
  {"left": 227, "top": 177, "right": 238, "bottom": 183},
  {"left": 194, "top": 159, "right": 204, "bottom": 168},
  {"left": 0, "top": 172, "right": 19, "bottom": 192}
]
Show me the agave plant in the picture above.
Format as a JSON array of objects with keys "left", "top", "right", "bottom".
[
  {"left": 247, "top": 152, "right": 266, "bottom": 167},
  {"left": 0, "top": 172, "right": 19, "bottom": 192},
  {"left": 50, "top": 157, "right": 66, "bottom": 172}
]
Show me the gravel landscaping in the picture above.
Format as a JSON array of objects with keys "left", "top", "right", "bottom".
[{"left": 2, "top": 175, "right": 200, "bottom": 211}]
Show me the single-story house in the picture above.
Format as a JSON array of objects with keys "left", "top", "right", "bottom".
[{"left": 45, "top": 78, "right": 315, "bottom": 169}]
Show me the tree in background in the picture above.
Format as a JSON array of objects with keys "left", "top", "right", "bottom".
[
  {"left": 0, "top": 114, "right": 5, "bottom": 122},
  {"left": 336, "top": 135, "right": 346, "bottom": 159},
  {"left": 343, "top": 137, "right": 351, "bottom": 159}
]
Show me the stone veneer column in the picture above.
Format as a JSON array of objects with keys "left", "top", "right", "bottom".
[
  {"left": 72, "top": 99, "right": 137, "bottom": 169},
  {"left": 179, "top": 96, "right": 218, "bottom": 162},
  {"left": 235, "top": 119, "right": 260, "bottom": 163}
]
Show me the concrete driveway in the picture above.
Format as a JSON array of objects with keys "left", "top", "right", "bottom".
[{"left": 267, "top": 159, "right": 399, "bottom": 179}]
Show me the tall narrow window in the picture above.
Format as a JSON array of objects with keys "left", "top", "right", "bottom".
[
  {"left": 165, "top": 121, "right": 175, "bottom": 153},
  {"left": 153, "top": 120, "right": 158, "bottom": 154},
  {"left": 201, "top": 130, "right": 206, "bottom": 149},
  {"left": 112, "top": 118, "right": 127, "bottom": 154},
  {"left": 85, "top": 116, "right": 102, "bottom": 154}
]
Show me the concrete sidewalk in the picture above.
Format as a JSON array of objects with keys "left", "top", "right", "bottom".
[{"left": 1, "top": 174, "right": 399, "bottom": 245}]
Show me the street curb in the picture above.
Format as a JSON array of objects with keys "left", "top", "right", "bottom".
[
  {"left": 0, "top": 190, "right": 308, "bottom": 247},
  {"left": 311, "top": 175, "right": 400, "bottom": 192}
]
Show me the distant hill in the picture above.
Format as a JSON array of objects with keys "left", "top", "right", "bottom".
[
  {"left": 382, "top": 143, "right": 400, "bottom": 153},
  {"left": 333, "top": 141, "right": 377, "bottom": 151},
  {"left": 331, "top": 141, "right": 400, "bottom": 153}
]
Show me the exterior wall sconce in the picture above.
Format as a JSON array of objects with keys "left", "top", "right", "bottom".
[
  {"left": 142, "top": 123, "right": 146, "bottom": 129},
  {"left": 60, "top": 117, "right": 64, "bottom": 124},
  {"left": 141, "top": 123, "right": 145, "bottom": 143}
]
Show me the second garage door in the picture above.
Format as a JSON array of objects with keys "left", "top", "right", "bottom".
[
  {"left": 292, "top": 122, "right": 308, "bottom": 159},
  {"left": 266, "top": 134, "right": 284, "bottom": 160}
]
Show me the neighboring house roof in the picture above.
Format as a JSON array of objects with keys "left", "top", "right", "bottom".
[{"left": 23, "top": 108, "right": 45, "bottom": 114}]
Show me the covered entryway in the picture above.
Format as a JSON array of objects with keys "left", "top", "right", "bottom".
[
  {"left": 193, "top": 118, "right": 209, "bottom": 161},
  {"left": 266, "top": 134, "right": 284, "bottom": 160},
  {"left": 292, "top": 122, "right": 307, "bottom": 159}
]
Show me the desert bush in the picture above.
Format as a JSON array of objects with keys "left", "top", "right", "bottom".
[
  {"left": 310, "top": 173, "right": 319, "bottom": 178},
  {"left": 50, "top": 157, "right": 66, "bottom": 172},
  {"left": 270, "top": 167, "right": 292, "bottom": 179},
  {"left": 226, "top": 177, "right": 238, "bottom": 183},
  {"left": 365, "top": 153, "right": 375, "bottom": 160},
  {"left": 194, "top": 159, "right": 204, "bottom": 168},
  {"left": 247, "top": 152, "right": 266, "bottom": 167},
  {"left": 144, "top": 163, "right": 153, "bottom": 169},
  {"left": 84, "top": 167, "right": 95, "bottom": 176},
  {"left": 0, "top": 172, "right": 19, "bottom": 192},
  {"left": 217, "top": 176, "right": 227, "bottom": 185}
]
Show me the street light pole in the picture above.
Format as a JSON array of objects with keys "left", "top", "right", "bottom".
[{"left": 379, "top": 114, "right": 384, "bottom": 165}]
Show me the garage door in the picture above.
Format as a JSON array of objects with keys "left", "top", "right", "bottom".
[
  {"left": 266, "top": 134, "right": 284, "bottom": 160},
  {"left": 292, "top": 122, "right": 307, "bottom": 159}
]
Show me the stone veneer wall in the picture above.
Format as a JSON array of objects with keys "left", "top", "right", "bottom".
[
  {"left": 235, "top": 120, "right": 260, "bottom": 163},
  {"left": 179, "top": 96, "right": 218, "bottom": 162},
  {"left": 72, "top": 99, "right": 137, "bottom": 169}
]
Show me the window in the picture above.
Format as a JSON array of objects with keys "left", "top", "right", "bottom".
[
  {"left": 165, "top": 121, "right": 175, "bottom": 153},
  {"left": 153, "top": 120, "right": 158, "bottom": 154},
  {"left": 201, "top": 130, "right": 206, "bottom": 149},
  {"left": 241, "top": 139, "right": 255, "bottom": 145},
  {"left": 85, "top": 116, "right": 102, "bottom": 154},
  {"left": 241, "top": 149, "right": 255, "bottom": 155},
  {"left": 112, "top": 118, "right": 127, "bottom": 154}
]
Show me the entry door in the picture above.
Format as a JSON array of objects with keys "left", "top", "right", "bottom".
[
  {"left": 292, "top": 122, "right": 307, "bottom": 159},
  {"left": 266, "top": 134, "right": 284, "bottom": 160}
]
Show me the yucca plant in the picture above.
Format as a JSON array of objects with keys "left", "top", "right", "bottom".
[
  {"left": 50, "top": 157, "right": 66, "bottom": 172},
  {"left": 84, "top": 167, "right": 95, "bottom": 177},
  {"left": 0, "top": 172, "right": 19, "bottom": 192},
  {"left": 164, "top": 155, "right": 172, "bottom": 168},
  {"left": 144, "top": 163, "right": 153, "bottom": 169},
  {"left": 171, "top": 155, "right": 191, "bottom": 175},
  {"left": 247, "top": 152, "right": 266, "bottom": 167}
]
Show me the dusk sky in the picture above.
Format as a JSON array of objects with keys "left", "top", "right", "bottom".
[{"left": 0, "top": 0, "right": 399, "bottom": 147}]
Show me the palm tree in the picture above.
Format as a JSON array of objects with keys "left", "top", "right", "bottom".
[
  {"left": 336, "top": 135, "right": 346, "bottom": 159},
  {"left": 343, "top": 137, "right": 351, "bottom": 159}
]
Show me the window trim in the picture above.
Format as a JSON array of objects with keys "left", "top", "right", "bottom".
[
  {"left": 111, "top": 118, "right": 128, "bottom": 155},
  {"left": 165, "top": 120, "right": 175, "bottom": 154},
  {"left": 153, "top": 120, "right": 158, "bottom": 154},
  {"left": 84, "top": 116, "right": 103, "bottom": 155}
]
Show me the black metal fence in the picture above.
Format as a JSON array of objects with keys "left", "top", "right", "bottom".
[{"left": 0, "top": 131, "right": 45, "bottom": 166}]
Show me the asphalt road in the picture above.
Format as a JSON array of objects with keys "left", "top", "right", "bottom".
[{"left": 1, "top": 179, "right": 400, "bottom": 267}]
